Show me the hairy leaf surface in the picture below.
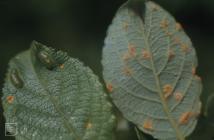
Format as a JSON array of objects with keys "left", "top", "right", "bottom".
[
  {"left": 102, "top": 1, "right": 202, "bottom": 139},
  {"left": 2, "top": 41, "right": 116, "bottom": 140}
]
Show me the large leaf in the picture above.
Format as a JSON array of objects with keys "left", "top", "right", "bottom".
[
  {"left": 102, "top": 0, "right": 202, "bottom": 140},
  {"left": 2, "top": 41, "right": 116, "bottom": 140}
]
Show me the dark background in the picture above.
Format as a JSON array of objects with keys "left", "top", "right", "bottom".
[{"left": 1, "top": 0, "right": 214, "bottom": 139}]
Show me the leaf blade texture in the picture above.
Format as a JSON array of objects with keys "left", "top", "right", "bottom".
[
  {"left": 2, "top": 41, "right": 116, "bottom": 140},
  {"left": 102, "top": 1, "right": 202, "bottom": 140}
]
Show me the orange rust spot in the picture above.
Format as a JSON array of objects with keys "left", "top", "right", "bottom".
[
  {"left": 143, "top": 119, "right": 153, "bottom": 130},
  {"left": 164, "top": 92, "right": 171, "bottom": 99},
  {"left": 106, "top": 83, "right": 113, "bottom": 93},
  {"left": 179, "top": 112, "right": 192, "bottom": 125},
  {"left": 59, "top": 64, "right": 64, "bottom": 69},
  {"left": 160, "top": 19, "right": 169, "bottom": 29},
  {"left": 123, "top": 22, "right": 129, "bottom": 31},
  {"left": 180, "top": 43, "right": 189, "bottom": 53},
  {"left": 128, "top": 43, "right": 136, "bottom": 57},
  {"left": 163, "top": 84, "right": 173, "bottom": 96},
  {"left": 169, "top": 49, "right": 175, "bottom": 60},
  {"left": 122, "top": 66, "right": 132, "bottom": 76},
  {"left": 174, "top": 92, "right": 183, "bottom": 101},
  {"left": 175, "top": 23, "right": 183, "bottom": 31},
  {"left": 7, "top": 96, "right": 14, "bottom": 104},
  {"left": 142, "top": 49, "right": 151, "bottom": 59},
  {"left": 192, "top": 67, "right": 196, "bottom": 75}
]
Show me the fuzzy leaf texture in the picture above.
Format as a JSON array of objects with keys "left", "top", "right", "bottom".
[
  {"left": 102, "top": 0, "right": 202, "bottom": 140},
  {"left": 2, "top": 41, "right": 116, "bottom": 140}
]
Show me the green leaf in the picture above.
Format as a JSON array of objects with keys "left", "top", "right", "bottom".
[
  {"left": 2, "top": 41, "right": 116, "bottom": 140},
  {"left": 102, "top": 0, "right": 202, "bottom": 140}
]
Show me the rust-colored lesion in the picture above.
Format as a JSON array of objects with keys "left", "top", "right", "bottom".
[
  {"left": 179, "top": 112, "right": 193, "bottom": 125},
  {"left": 142, "top": 49, "right": 151, "bottom": 59},
  {"left": 160, "top": 18, "right": 169, "bottom": 29},
  {"left": 174, "top": 92, "right": 183, "bottom": 102},
  {"left": 163, "top": 84, "right": 173, "bottom": 99},
  {"left": 143, "top": 119, "right": 153, "bottom": 130},
  {"left": 160, "top": 21, "right": 191, "bottom": 56},
  {"left": 172, "top": 36, "right": 191, "bottom": 54},
  {"left": 106, "top": 83, "right": 113, "bottom": 93},
  {"left": 7, "top": 95, "right": 15, "bottom": 104},
  {"left": 128, "top": 43, "right": 137, "bottom": 57}
]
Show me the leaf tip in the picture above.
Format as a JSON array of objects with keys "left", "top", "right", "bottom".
[
  {"left": 121, "top": 0, "right": 146, "bottom": 22},
  {"left": 179, "top": 112, "right": 192, "bottom": 125}
]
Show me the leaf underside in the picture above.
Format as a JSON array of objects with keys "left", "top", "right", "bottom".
[
  {"left": 2, "top": 41, "right": 116, "bottom": 140},
  {"left": 102, "top": 1, "right": 202, "bottom": 140}
]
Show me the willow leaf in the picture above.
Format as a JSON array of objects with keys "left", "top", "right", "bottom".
[
  {"left": 2, "top": 41, "right": 116, "bottom": 140},
  {"left": 102, "top": 0, "right": 202, "bottom": 140}
]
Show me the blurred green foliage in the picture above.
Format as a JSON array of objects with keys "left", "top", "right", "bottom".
[{"left": 1, "top": 0, "right": 214, "bottom": 140}]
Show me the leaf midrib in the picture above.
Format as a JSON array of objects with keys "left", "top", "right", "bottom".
[
  {"left": 115, "top": 7, "right": 185, "bottom": 139},
  {"left": 138, "top": 10, "right": 185, "bottom": 140},
  {"left": 29, "top": 52, "right": 81, "bottom": 140}
]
